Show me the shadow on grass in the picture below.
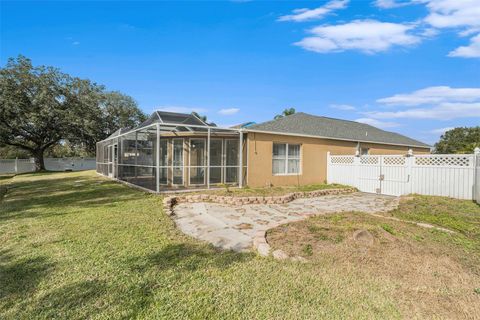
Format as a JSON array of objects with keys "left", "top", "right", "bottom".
[
  {"left": 0, "top": 175, "right": 151, "bottom": 222},
  {"left": 0, "top": 249, "right": 54, "bottom": 301},
  {"left": 123, "top": 243, "right": 253, "bottom": 318},
  {"left": 131, "top": 243, "right": 253, "bottom": 273},
  {"left": 31, "top": 280, "right": 106, "bottom": 319}
]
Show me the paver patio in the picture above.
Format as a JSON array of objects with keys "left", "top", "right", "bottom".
[{"left": 173, "top": 192, "right": 399, "bottom": 251}]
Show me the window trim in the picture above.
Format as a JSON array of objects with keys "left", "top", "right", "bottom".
[{"left": 272, "top": 142, "right": 302, "bottom": 176}]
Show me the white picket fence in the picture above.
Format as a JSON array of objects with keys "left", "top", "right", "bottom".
[
  {"left": 327, "top": 150, "right": 480, "bottom": 201},
  {"left": 0, "top": 158, "right": 96, "bottom": 174}
]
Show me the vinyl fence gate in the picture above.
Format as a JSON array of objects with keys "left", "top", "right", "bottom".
[{"left": 327, "top": 150, "right": 480, "bottom": 201}]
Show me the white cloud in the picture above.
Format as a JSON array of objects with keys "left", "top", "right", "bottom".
[
  {"left": 218, "top": 108, "right": 240, "bottom": 115},
  {"left": 373, "top": 0, "right": 413, "bottom": 9},
  {"left": 377, "top": 86, "right": 480, "bottom": 106},
  {"left": 295, "top": 20, "right": 421, "bottom": 54},
  {"left": 365, "top": 102, "right": 480, "bottom": 120},
  {"left": 72, "top": 41, "right": 80, "bottom": 45},
  {"left": 429, "top": 127, "right": 454, "bottom": 134},
  {"left": 420, "top": 27, "right": 440, "bottom": 38},
  {"left": 278, "top": 0, "right": 349, "bottom": 22},
  {"left": 330, "top": 104, "right": 356, "bottom": 110},
  {"left": 424, "top": 0, "right": 480, "bottom": 30},
  {"left": 448, "top": 34, "right": 480, "bottom": 58},
  {"left": 422, "top": 0, "right": 480, "bottom": 58},
  {"left": 355, "top": 118, "right": 401, "bottom": 128},
  {"left": 156, "top": 106, "right": 207, "bottom": 114}
]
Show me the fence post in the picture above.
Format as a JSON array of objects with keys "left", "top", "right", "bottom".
[
  {"left": 353, "top": 152, "right": 360, "bottom": 189},
  {"left": 326, "top": 152, "right": 330, "bottom": 183},
  {"left": 475, "top": 147, "right": 480, "bottom": 202},
  {"left": 15, "top": 157, "right": 18, "bottom": 174},
  {"left": 406, "top": 149, "right": 414, "bottom": 195}
]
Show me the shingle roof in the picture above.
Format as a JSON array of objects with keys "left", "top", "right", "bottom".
[{"left": 247, "top": 112, "right": 430, "bottom": 148}]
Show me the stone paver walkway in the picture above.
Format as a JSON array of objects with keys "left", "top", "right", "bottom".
[{"left": 173, "top": 192, "right": 399, "bottom": 251}]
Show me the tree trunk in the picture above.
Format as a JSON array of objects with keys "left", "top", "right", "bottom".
[{"left": 33, "top": 149, "right": 46, "bottom": 171}]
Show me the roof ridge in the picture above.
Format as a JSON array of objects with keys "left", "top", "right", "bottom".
[{"left": 249, "top": 111, "right": 430, "bottom": 148}]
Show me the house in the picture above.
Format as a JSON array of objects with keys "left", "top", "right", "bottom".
[{"left": 96, "top": 111, "right": 430, "bottom": 192}]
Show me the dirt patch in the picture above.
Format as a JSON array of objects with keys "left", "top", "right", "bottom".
[
  {"left": 235, "top": 223, "right": 253, "bottom": 230},
  {"left": 352, "top": 229, "right": 374, "bottom": 247},
  {"left": 267, "top": 212, "right": 480, "bottom": 319}
]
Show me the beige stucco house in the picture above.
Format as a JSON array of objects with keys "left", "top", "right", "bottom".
[{"left": 96, "top": 111, "right": 430, "bottom": 192}]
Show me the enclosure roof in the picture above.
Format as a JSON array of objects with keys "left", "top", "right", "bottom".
[
  {"left": 106, "top": 127, "right": 131, "bottom": 139},
  {"left": 248, "top": 112, "right": 430, "bottom": 148},
  {"left": 136, "top": 111, "right": 216, "bottom": 129}
]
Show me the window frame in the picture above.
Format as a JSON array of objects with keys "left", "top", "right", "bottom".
[{"left": 272, "top": 142, "right": 302, "bottom": 176}]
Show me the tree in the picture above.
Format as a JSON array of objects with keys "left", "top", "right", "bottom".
[
  {"left": 0, "top": 57, "right": 87, "bottom": 169},
  {"left": 0, "top": 56, "right": 147, "bottom": 169},
  {"left": 0, "top": 144, "right": 30, "bottom": 158},
  {"left": 192, "top": 111, "right": 207, "bottom": 122},
  {"left": 102, "top": 91, "right": 147, "bottom": 136},
  {"left": 274, "top": 107, "right": 296, "bottom": 120},
  {"left": 434, "top": 127, "right": 480, "bottom": 154},
  {"left": 0, "top": 56, "right": 149, "bottom": 168}
]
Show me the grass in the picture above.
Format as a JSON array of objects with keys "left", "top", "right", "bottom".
[
  {"left": 267, "top": 199, "right": 480, "bottom": 319},
  {"left": 1, "top": 170, "right": 479, "bottom": 319},
  {"left": 191, "top": 182, "right": 350, "bottom": 197}
]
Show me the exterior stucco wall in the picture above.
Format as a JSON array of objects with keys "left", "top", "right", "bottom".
[
  {"left": 245, "top": 132, "right": 430, "bottom": 188},
  {"left": 359, "top": 142, "right": 430, "bottom": 155}
]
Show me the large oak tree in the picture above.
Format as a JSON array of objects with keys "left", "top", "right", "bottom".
[{"left": 0, "top": 56, "right": 146, "bottom": 170}]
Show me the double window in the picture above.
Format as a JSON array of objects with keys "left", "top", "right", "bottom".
[{"left": 272, "top": 143, "right": 301, "bottom": 175}]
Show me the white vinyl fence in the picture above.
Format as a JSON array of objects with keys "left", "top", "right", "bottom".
[
  {"left": 327, "top": 149, "right": 480, "bottom": 201},
  {"left": 0, "top": 158, "right": 96, "bottom": 174},
  {"left": 476, "top": 152, "right": 480, "bottom": 203}
]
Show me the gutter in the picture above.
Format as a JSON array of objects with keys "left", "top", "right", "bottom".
[{"left": 244, "top": 129, "right": 431, "bottom": 149}]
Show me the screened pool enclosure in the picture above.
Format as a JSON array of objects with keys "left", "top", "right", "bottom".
[{"left": 96, "top": 111, "right": 247, "bottom": 192}]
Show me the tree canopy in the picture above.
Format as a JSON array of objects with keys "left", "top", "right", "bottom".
[
  {"left": 0, "top": 55, "right": 146, "bottom": 170},
  {"left": 434, "top": 127, "right": 480, "bottom": 154},
  {"left": 274, "top": 107, "right": 296, "bottom": 120}
]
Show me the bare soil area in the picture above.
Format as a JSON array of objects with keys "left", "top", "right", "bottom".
[{"left": 267, "top": 211, "right": 480, "bottom": 319}]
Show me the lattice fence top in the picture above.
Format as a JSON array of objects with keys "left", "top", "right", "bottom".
[
  {"left": 414, "top": 155, "right": 472, "bottom": 167},
  {"left": 383, "top": 156, "right": 406, "bottom": 166},
  {"left": 360, "top": 156, "right": 379, "bottom": 165},
  {"left": 330, "top": 156, "right": 354, "bottom": 164}
]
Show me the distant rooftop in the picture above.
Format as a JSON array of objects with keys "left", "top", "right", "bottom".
[
  {"left": 248, "top": 112, "right": 430, "bottom": 148},
  {"left": 230, "top": 121, "right": 256, "bottom": 129}
]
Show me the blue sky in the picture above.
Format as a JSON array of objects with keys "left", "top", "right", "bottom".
[{"left": 1, "top": 0, "right": 479, "bottom": 144}]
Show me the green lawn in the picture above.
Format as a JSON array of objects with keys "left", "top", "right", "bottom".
[{"left": 1, "top": 171, "right": 479, "bottom": 319}]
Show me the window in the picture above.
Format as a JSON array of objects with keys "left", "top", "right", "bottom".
[{"left": 272, "top": 143, "right": 301, "bottom": 175}]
